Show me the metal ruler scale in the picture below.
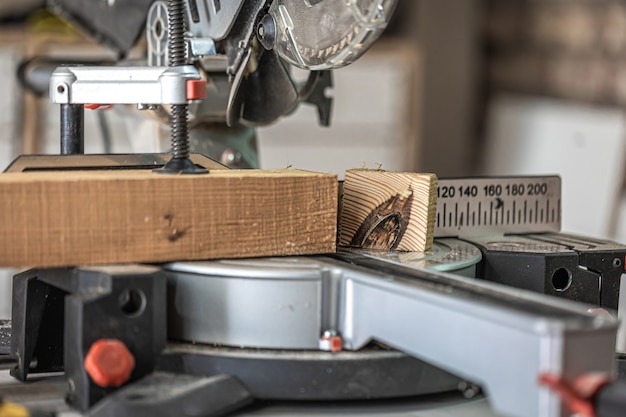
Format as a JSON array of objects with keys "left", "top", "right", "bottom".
[{"left": 434, "top": 176, "right": 562, "bottom": 237}]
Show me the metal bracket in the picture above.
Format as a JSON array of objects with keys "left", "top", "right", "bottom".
[
  {"left": 333, "top": 252, "right": 617, "bottom": 417},
  {"left": 166, "top": 253, "right": 618, "bottom": 417},
  {"left": 50, "top": 66, "right": 201, "bottom": 105},
  {"left": 10, "top": 267, "right": 167, "bottom": 411}
]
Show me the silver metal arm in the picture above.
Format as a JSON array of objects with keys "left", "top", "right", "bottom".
[
  {"left": 167, "top": 254, "right": 618, "bottom": 417},
  {"left": 335, "top": 254, "right": 616, "bottom": 417},
  {"left": 50, "top": 66, "right": 202, "bottom": 105}
]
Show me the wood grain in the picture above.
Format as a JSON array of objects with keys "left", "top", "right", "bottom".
[
  {"left": 0, "top": 169, "right": 338, "bottom": 267},
  {"left": 339, "top": 169, "right": 437, "bottom": 252}
]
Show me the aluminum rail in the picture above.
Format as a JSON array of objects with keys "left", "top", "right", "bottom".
[
  {"left": 330, "top": 252, "right": 617, "bottom": 417},
  {"left": 167, "top": 253, "right": 617, "bottom": 417}
]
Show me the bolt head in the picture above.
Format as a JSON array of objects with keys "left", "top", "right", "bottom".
[
  {"left": 319, "top": 331, "right": 342, "bottom": 352},
  {"left": 221, "top": 149, "right": 243, "bottom": 167},
  {"left": 257, "top": 14, "right": 277, "bottom": 50},
  {"left": 84, "top": 339, "right": 135, "bottom": 388}
]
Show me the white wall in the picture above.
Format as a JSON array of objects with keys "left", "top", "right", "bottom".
[{"left": 482, "top": 94, "right": 626, "bottom": 240}]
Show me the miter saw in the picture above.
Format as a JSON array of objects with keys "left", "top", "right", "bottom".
[
  {"left": 37, "top": 0, "right": 396, "bottom": 169},
  {"left": 2, "top": 2, "right": 626, "bottom": 417}
]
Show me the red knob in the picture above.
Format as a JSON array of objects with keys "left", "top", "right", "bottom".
[
  {"left": 186, "top": 79, "right": 207, "bottom": 100},
  {"left": 84, "top": 339, "right": 135, "bottom": 388}
]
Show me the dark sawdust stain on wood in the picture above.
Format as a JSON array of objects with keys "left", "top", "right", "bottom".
[{"left": 350, "top": 190, "right": 413, "bottom": 250}]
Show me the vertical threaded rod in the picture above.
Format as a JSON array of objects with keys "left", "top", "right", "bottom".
[
  {"left": 167, "top": 0, "right": 187, "bottom": 67},
  {"left": 168, "top": 0, "right": 189, "bottom": 160},
  {"left": 169, "top": 104, "right": 189, "bottom": 159},
  {"left": 157, "top": 0, "right": 206, "bottom": 173}
]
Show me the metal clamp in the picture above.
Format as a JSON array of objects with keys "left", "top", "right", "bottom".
[{"left": 50, "top": 65, "right": 202, "bottom": 105}]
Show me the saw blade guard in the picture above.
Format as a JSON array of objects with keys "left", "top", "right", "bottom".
[{"left": 269, "top": 0, "right": 399, "bottom": 70}]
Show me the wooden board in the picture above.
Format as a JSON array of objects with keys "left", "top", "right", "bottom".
[
  {"left": 339, "top": 169, "right": 437, "bottom": 252},
  {"left": 0, "top": 169, "right": 338, "bottom": 267}
]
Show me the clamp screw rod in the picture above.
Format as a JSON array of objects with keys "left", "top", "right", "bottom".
[
  {"left": 167, "top": 0, "right": 186, "bottom": 68},
  {"left": 157, "top": 0, "right": 207, "bottom": 174},
  {"left": 167, "top": 0, "right": 189, "bottom": 160},
  {"left": 170, "top": 104, "right": 189, "bottom": 159}
]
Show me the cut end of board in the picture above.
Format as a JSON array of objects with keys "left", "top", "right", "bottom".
[{"left": 338, "top": 169, "right": 438, "bottom": 252}]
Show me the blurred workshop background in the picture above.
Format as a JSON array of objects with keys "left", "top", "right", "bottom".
[{"left": 2, "top": 1, "right": 626, "bottom": 317}]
